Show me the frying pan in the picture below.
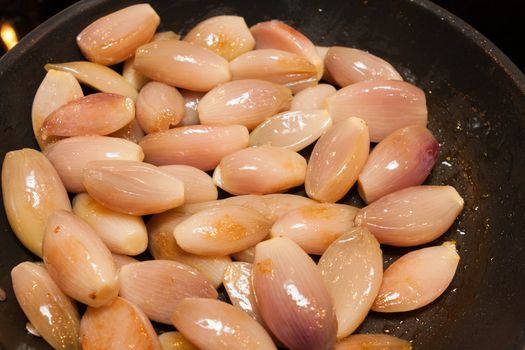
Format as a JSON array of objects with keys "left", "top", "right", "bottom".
[{"left": 0, "top": 0, "right": 524, "bottom": 349}]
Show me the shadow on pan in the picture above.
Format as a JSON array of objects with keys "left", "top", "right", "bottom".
[{"left": 0, "top": 0, "right": 524, "bottom": 349}]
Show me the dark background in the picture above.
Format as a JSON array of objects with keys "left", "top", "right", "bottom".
[{"left": 0, "top": 0, "right": 523, "bottom": 72}]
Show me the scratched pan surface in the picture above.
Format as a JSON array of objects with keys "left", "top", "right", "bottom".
[{"left": 0, "top": 0, "right": 524, "bottom": 349}]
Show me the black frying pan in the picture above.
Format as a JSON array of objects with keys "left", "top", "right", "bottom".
[{"left": 1, "top": 0, "right": 524, "bottom": 349}]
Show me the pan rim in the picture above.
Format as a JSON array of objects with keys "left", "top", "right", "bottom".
[{"left": 0, "top": 0, "right": 523, "bottom": 95}]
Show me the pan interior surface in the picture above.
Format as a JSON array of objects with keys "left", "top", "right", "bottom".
[{"left": 0, "top": 0, "right": 524, "bottom": 349}]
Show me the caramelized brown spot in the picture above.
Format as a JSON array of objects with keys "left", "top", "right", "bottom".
[
  {"left": 53, "top": 226, "right": 61, "bottom": 234},
  {"left": 89, "top": 292, "right": 97, "bottom": 300},
  {"left": 300, "top": 205, "right": 337, "bottom": 220},
  {"left": 81, "top": 336, "right": 90, "bottom": 350},
  {"left": 154, "top": 231, "right": 170, "bottom": 249},
  {"left": 206, "top": 215, "right": 247, "bottom": 241},
  {"left": 256, "top": 258, "right": 273, "bottom": 274}
]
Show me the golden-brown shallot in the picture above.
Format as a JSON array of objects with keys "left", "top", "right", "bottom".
[
  {"left": 174, "top": 205, "right": 271, "bottom": 256},
  {"left": 222, "top": 262, "right": 263, "bottom": 322},
  {"left": 179, "top": 90, "right": 204, "bottom": 126},
  {"left": 147, "top": 210, "right": 230, "bottom": 288},
  {"left": 290, "top": 84, "right": 336, "bottom": 111},
  {"left": 250, "top": 20, "right": 323, "bottom": 78},
  {"left": 109, "top": 118, "right": 145, "bottom": 143},
  {"left": 271, "top": 203, "right": 359, "bottom": 255},
  {"left": 123, "top": 56, "right": 150, "bottom": 90},
  {"left": 305, "top": 117, "right": 369, "bottom": 202},
  {"left": 177, "top": 193, "right": 316, "bottom": 223},
  {"left": 139, "top": 124, "right": 249, "bottom": 170},
  {"left": 80, "top": 297, "right": 161, "bottom": 349},
  {"left": 354, "top": 186, "right": 464, "bottom": 246},
  {"left": 358, "top": 125, "right": 439, "bottom": 203},
  {"left": 372, "top": 241, "right": 459, "bottom": 312},
  {"left": 229, "top": 49, "right": 318, "bottom": 93},
  {"left": 318, "top": 227, "right": 383, "bottom": 338},
  {"left": 2, "top": 149, "right": 71, "bottom": 257},
  {"left": 11, "top": 262, "right": 80, "bottom": 350},
  {"left": 44, "top": 135, "right": 144, "bottom": 193},
  {"left": 45, "top": 61, "right": 138, "bottom": 100},
  {"left": 119, "top": 260, "right": 218, "bottom": 324},
  {"left": 324, "top": 46, "right": 402, "bottom": 87},
  {"left": 153, "top": 30, "right": 181, "bottom": 41},
  {"left": 198, "top": 79, "right": 292, "bottom": 130},
  {"left": 184, "top": 15, "right": 255, "bottom": 61},
  {"left": 249, "top": 110, "right": 332, "bottom": 152},
  {"left": 253, "top": 237, "right": 337, "bottom": 349},
  {"left": 231, "top": 247, "right": 256, "bottom": 263},
  {"left": 40, "top": 93, "right": 135, "bottom": 139},
  {"left": 134, "top": 40, "right": 231, "bottom": 92},
  {"left": 326, "top": 80, "right": 427, "bottom": 142},
  {"left": 158, "top": 332, "right": 198, "bottom": 350},
  {"left": 172, "top": 298, "right": 276, "bottom": 350},
  {"left": 83, "top": 160, "right": 184, "bottom": 215},
  {"left": 335, "top": 334, "right": 411, "bottom": 350},
  {"left": 72, "top": 193, "right": 148, "bottom": 255},
  {"left": 316, "top": 46, "right": 329, "bottom": 61},
  {"left": 213, "top": 146, "right": 307, "bottom": 195},
  {"left": 112, "top": 254, "right": 139, "bottom": 270},
  {"left": 159, "top": 165, "right": 218, "bottom": 204},
  {"left": 136, "top": 81, "right": 185, "bottom": 134},
  {"left": 76, "top": 4, "right": 160, "bottom": 65},
  {"left": 42, "top": 210, "right": 119, "bottom": 307},
  {"left": 32, "top": 69, "right": 83, "bottom": 149}
]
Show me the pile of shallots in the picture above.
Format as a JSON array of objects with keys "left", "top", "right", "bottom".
[{"left": 1, "top": 3, "right": 465, "bottom": 350}]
